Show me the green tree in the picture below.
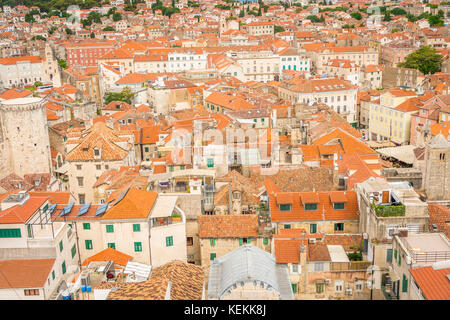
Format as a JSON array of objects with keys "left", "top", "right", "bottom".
[
  {"left": 90, "top": 32, "right": 95, "bottom": 38},
  {"left": 239, "top": 9, "right": 244, "bottom": 17},
  {"left": 428, "top": 14, "right": 444, "bottom": 26},
  {"left": 383, "top": 12, "right": 392, "bottom": 21},
  {"left": 350, "top": 12, "right": 362, "bottom": 20},
  {"left": 391, "top": 7, "right": 407, "bottom": 16},
  {"left": 58, "top": 59, "right": 67, "bottom": 69},
  {"left": 65, "top": 27, "right": 73, "bottom": 35},
  {"left": 113, "top": 12, "right": 122, "bottom": 21},
  {"left": 398, "top": 46, "right": 443, "bottom": 75},
  {"left": 34, "top": 81, "right": 43, "bottom": 87},
  {"left": 103, "top": 26, "right": 115, "bottom": 31},
  {"left": 274, "top": 25, "right": 285, "bottom": 33}
]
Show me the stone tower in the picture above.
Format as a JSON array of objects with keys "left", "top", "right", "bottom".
[
  {"left": 0, "top": 97, "right": 51, "bottom": 178},
  {"left": 422, "top": 134, "right": 450, "bottom": 200}
]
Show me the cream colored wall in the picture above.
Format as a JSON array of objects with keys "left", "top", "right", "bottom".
[
  {"left": 150, "top": 222, "right": 187, "bottom": 267},
  {"left": 221, "top": 282, "right": 280, "bottom": 300},
  {"left": 199, "top": 238, "right": 272, "bottom": 267},
  {"left": 275, "top": 220, "right": 360, "bottom": 235},
  {"left": 67, "top": 160, "right": 124, "bottom": 204}
]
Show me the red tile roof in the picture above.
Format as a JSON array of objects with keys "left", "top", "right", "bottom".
[
  {"left": 0, "top": 259, "right": 55, "bottom": 289},
  {"left": 410, "top": 266, "right": 450, "bottom": 300},
  {"left": 82, "top": 247, "right": 132, "bottom": 267}
]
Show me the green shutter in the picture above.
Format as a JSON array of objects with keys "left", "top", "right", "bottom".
[
  {"left": 263, "top": 238, "right": 268, "bottom": 245},
  {"left": 207, "top": 158, "right": 214, "bottom": 167},
  {"left": 284, "top": 224, "right": 291, "bottom": 229},
  {"left": 133, "top": 224, "right": 140, "bottom": 232},
  {"left": 166, "top": 236, "right": 173, "bottom": 247},
  {"left": 394, "top": 249, "right": 397, "bottom": 260},
  {"left": 398, "top": 254, "right": 401, "bottom": 266},
  {"left": 106, "top": 225, "right": 114, "bottom": 233},
  {"left": 402, "top": 274, "right": 408, "bottom": 292},
  {"left": 210, "top": 253, "right": 216, "bottom": 261},
  {"left": 386, "top": 249, "right": 393, "bottom": 263},
  {"left": 248, "top": 238, "right": 251, "bottom": 244},
  {"left": 85, "top": 240, "right": 92, "bottom": 250},
  {"left": 0, "top": 228, "right": 21, "bottom": 238},
  {"left": 134, "top": 242, "right": 142, "bottom": 252},
  {"left": 27, "top": 225, "right": 32, "bottom": 238},
  {"left": 71, "top": 245, "right": 76, "bottom": 258},
  {"left": 292, "top": 283, "right": 298, "bottom": 293},
  {"left": 83, "top": 223, "right": 90, "bottom": 230},
  {"left": 239, "top": 238, "right": 243, "bottom": 246},
  {"left": 62, "top": 261, "right": 66, "bottom": 274},
  {"left": 52, "top": 271, "right": 55, "bottom": 280},
  {"left": 310, "top": 224, "right": 317, "bottom": 234},
  {"left": 59, "top": 240, "right": 63, "bottom": 252},
  {"left": 210, "top": 238, "right": 216, "bottom": 246},
  {"left": 108, "top": 243, "right": 115, "bottom": 249}
]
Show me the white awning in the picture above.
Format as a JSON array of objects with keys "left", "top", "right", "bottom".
[
  {"left": 150, "top": 195, "right": 178, "bottom": 218},
  {"left": 327, "top": 245, "right": 350, "bottom": 263}
]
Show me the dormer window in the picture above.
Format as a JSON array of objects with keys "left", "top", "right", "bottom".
[
  {"left": 279, "top": 204, "right": 291, "bottom": 211},
  {"left": 94, "top": 149, "right": 100, "bottom": 157},
  {"left": 333, "top": 202, "right": 345, "bottom": 210},
  {"left": 304, "top": 203, "right": 318, "bottom": 211}
]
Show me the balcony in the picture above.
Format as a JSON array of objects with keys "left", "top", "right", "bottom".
[
  {"left": 381, "top": 285, "right": 398, "bottom": 300},
  {"left": 372, "top": 204, "right": 405, "bottom": 217}
]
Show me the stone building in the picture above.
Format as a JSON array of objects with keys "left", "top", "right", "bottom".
[
  {"left": 422, "top": 134, "right": 450, "bottom": 201},
  {"left": 207, "top": 245, "right": 294, "bottom": 300},
  {"left": 0, "top": 97, "right": 52, "bottom": 178}
]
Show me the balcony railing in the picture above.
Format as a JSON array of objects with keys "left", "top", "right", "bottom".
[{"left": 381, "top": 285, "right": 398, "bottom": 300}]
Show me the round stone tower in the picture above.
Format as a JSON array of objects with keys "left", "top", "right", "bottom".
[{"left": 0, "top": 97, "right": 51, "bottom": 177}]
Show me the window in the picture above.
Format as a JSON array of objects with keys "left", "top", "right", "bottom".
[
  {"left": 402, "top": 274, "right": 408, "bottom": 292},
  {"left": 134, "top": 242, "right": 142, "bottom": 252},
  {"left": 398, "top": 254, "right": 401, "bottom": 266},
  {"left": 62, "top": 261, "right": 66, "bottom": 274},
  {"left": 263, "top": 238, "right": 269, "bottom": 245},
  {"left": 310, "top": 224, "right": 317, "bottom": 234},
  {"left": 133, "top": 224, "right": 140, "bottom": 232},
  {"left": 291, "top": 283, "right": 298, "bottom": 293},
  {"left": 334, "top": 223, "right": 344, "bottom": 231},
  {"left": 78, "top": 194, "right": 85, "bottom": 205},
  {"left": 207, "top": 158, "right": 214, "bottom": 167},
  {"left": 279, "top": 204, "right": 291, "bottom": 211},
  {"left": 210, "top": 238, "right": 216, "bottom": 246},
  {"left": 76, "top": 165, "right": 82, "bottom": 170},
  {"left": 165, "top": 236, "right": 173, "bottom": 247},
  {"left": 305, "top": 203, "right": 318, "bottom": 211},
  {"left": 316, "top": 283, "right": 324, "bottom": 293},
  {"left": 52, "top": 271, "right": 55, "bottom": 280},
  {"left": 386, "top": 249, "right": 393, "bottom": 263},
  {"left": 77, "top": 177, "right": 84, "bottom": 187},
  {"left": 0, "top": 228, "right": 21, "bottom": 238},
  {"left": 24, "top": 289, "right": 39, "bottom": 296},
  {"left": 85, "top": 240, "right": 93, "bottom": 250},
  {"left": 210, "top": 253, "right": 216, "bottom": 261},
  {"left": 96, "top": 164, "right": 101, "bottom": 170},
  {"left": 83, "top": 223, "right": 90, "bottom": 230},
  {"left": 292, "top": 264, "right": 299, "bottom": 273},
  {"left": 59, "top": 240, "right": 63, "bottom": 252},
  {"left": 335, "top": 280, "right": 343, "bottom": 292},
  {"left": 144, "top": 147, "right": 149, "bottom": 152},
  {"left": 333, "top": 202, "right": 345, "bottom": 210},
  {"left": 314, "top": 262, "right": 324, "bottom": 272},
  {"left": 107, "top": 243, "right": 115, "bottom": 249},
  {"left": 284, "top": 224, "right": 291, "bottom": 229},
  {"left": 187, "top": 237, "right": 193, "bottom": 246},
  {"left": 71, "top": 245, "right": 76, "bottom": 258},
  {"left": 106, "top": 225, "right": 114, "bottom": 233}
]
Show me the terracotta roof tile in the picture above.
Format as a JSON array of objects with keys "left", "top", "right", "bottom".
[{"left": 0, "top": 259, "right": 55, "bottom": 289}]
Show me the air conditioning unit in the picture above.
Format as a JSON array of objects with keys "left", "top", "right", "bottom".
[
  {"left": 80, "top": 271, "right": 90, "bottom": 287},
  {"left": 346, "top": 288, "right": 353, "bottom": 296},
  {"left": 308, "top": 238, "right": 316, "bottom": 244}
]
